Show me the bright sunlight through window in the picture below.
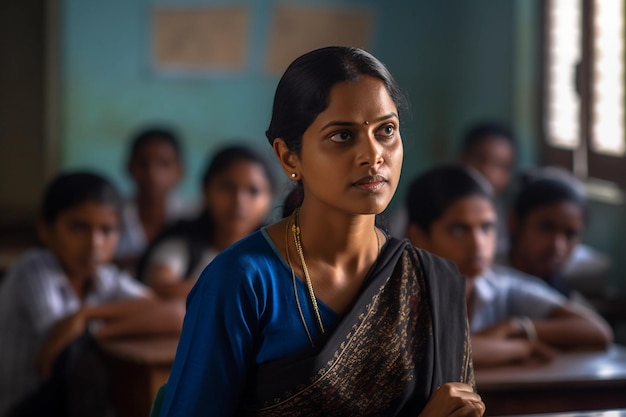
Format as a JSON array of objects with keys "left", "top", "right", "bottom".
[
  {"left": 592, "top": 0, "right": 625, "bottom": 156},
  {"left": 545, "top": 0, "right": 581, "bottom": 150},
  {"left": 546, "top": 0, "right": 626, "bottom": 156}
]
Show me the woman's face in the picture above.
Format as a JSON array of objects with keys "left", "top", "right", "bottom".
[
  {"left": 412, "top": 196, "right": 497, "bottom": 280},
  {"left": 39, "top": 201, "right": 120, "bottom": 281},
  {"left": 512, "top": 201, "right": 584, "bottom": 279},
  {"left": 295, "top": 75, "right": 403, "bottom": 215},
  {"left": 204, "top": 160, "right": 272, "bottom": 237}
]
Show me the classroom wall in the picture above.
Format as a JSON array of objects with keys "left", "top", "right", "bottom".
[
  {"left": 59, "top": 0, "right": 539, "bottom": 208},
  {"left": 53, "top": 0, "right": 626, "bottom": 292}
]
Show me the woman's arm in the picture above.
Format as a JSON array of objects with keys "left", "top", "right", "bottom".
[{"left": 158, "top": 259, "right": 259, "bottom": 417}]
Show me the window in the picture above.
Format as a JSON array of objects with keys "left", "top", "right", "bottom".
[{"left": 543, "top": 0, "right": 626, "bottom": 187}]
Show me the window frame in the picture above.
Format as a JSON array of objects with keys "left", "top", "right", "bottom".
[{"left": 541, "top": 0, "right": 626, "bottom": 188}]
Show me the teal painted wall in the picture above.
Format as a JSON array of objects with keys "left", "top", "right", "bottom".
[
  {"left": 61, "top": 0, "right": 626, "bottom": 292},
  {"left": 60, "top": 0, "right": 540, "bottom": 209}
]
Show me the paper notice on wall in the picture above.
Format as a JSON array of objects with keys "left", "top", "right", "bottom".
[
  {"left": 266, "top": 5, "right": 373, "bottom": 74},
  {"left": 153, "top": 7, "right": 249, "bottom": 71}
]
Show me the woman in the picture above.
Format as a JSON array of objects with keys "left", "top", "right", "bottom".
[
  {"left": 405, "top": 165, "right": 612, "bottom": 368},
  {"left": 158, "top": 47, "right": 484, "bottom": 417},
  {"left": 137, "top": 144, "right": 275, "bottom": 299}
]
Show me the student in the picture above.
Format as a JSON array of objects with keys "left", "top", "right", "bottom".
[
  {"left": 137, "top": 144, "right": 275, "bottom": 299},
  {"left": 459, "top": 122, "right": 516, "bottom": 195},
  {"left": 507, "top": 169, "right": 606, "bottom": 299},
  {"left": 115, "top": 127, "right": 195, "bottom": 270},
  {"left": 458, "top": 121, "right": 517, "bottom": 257},
  {"left": 157, "top": 47, "right": 484, "bottom": 416},
  {"left": 387, "top": 121, "right": 516, "bottom": 240},
  {"left": 405, "top": 165, "right": 613, "bottom": 368},
  {"left": 0, "top": 171, "right": 184, "bottom": 417}
]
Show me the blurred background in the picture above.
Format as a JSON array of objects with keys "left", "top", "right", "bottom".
[{"left": 1, "top": 0, "right": 625, "bottom": 302}]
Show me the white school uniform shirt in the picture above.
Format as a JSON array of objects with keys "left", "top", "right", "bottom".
[
  {"left": 0, "top": 249, "right": 150, "bottom": 415},
  {"left": 115, "top": 194, "right": 198, "bottom": 260},
  {"left": 145, "top": 237, "right": 218, "bottom": 283},
  {"left": 469, "top": 265, "right": 567, "bottom": 333}
]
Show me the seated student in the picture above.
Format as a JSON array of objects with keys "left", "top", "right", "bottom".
[
  {"left": 458, "top": 121, "right": 517, "bottom": 257},
  {"left": 137, "top": 144, "right": 275, "bottom": 299},
  {"left": 386, "top": 121, "right": 516, "bottom": 240},
  {"left": 115, "top": 127, "right": 195, "bottom": 270},
  {"left": 0, "top": 171, "right": 184, "bottom": 417},
  {"left": 405, "top": 165, "right": 613, "bottom": 368},
  {"left": 507, "top": 167, "right": 610, "bottom": 300}
]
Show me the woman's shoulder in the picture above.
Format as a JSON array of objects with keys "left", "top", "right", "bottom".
[
  {"left": 188, "top": 229, "right": 290, "bottom": 305},
  {"left": 217, "top": 229, "right": 273, "bottom": 258}
]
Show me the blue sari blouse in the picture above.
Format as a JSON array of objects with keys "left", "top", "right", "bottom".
[{"left": 158, "top": 229, "right": 338, "bottom": 417}]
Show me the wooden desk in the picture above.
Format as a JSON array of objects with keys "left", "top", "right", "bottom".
[
  {"left": 504, "top": 409, "right": 626, "bottom": 417},
  {"left": 99, "top": 336, "right": 178, "bottom": 417},
  {"left": 475, "top": 345, "right": 626, "bottom": 416}
]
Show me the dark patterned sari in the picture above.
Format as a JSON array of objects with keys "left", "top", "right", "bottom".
[{"left": 237, "top": 238, "right": 474, "bottom": 416}]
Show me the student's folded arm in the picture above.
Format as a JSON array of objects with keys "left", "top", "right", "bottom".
[
  {"left": 471, "top": 319, "right": 559, "bottom": 367},
  {"left": 82, "top": 297, "right": 156, "bottom": 320},
  {"left": 91, "top": 299, "right": 185, "bottom": 340},
  {"left": 36, "top": 310, "right": 89, "bottom": 381},
  {"left": 471, "top": 334, "right": 534, "bottom": 367},
  {"left": 535, "top": 304, "right": 614, "bottom": 349},
  {"left": 82, "top": 298, "right": 185, "bottom": 340}
]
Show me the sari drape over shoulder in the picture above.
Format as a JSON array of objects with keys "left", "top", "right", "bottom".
[{"left": 238, "top": 238, "right": 474, "bottom": 416}]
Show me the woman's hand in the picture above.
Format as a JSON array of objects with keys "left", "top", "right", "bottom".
[{"left": 419, "top": 382, "right": 485, "bottom": 417}]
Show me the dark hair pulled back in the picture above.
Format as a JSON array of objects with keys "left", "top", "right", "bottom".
[{"left": 265, "top": 46, "right": 407, "bottom": 153}]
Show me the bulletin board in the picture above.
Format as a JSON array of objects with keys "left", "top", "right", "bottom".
[
  {"left": 152, "top": 6, "right": 249, "bottom": 72},
  {"left": 265, "top": 5, "right": 373, "bottom": 74}
]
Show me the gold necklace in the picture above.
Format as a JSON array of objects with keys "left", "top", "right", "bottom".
[
  {"left": 286, "top": 208, "right": 382, "bottom": 347},
  {"left": 292, "top": 208, "right": 326, "bottom": 336},
  {"left": 285, "top": 213, "right": 316, "bottom": 347}
]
